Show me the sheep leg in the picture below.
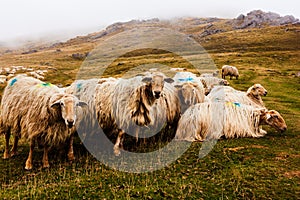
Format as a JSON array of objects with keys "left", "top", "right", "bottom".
[
  {"left": 114, "top": 130, "right": 125, "bottom": 156},
  {"left": 67, "top": 134, "right": 75, "bottom": 162},
  {"left": 42, "top": 145, "right": 50, "bottom": 168},
  {"left": 10, "top": 135, "right": 19, "bottom": 157},
  {"left": 3, "top": 132, "right": 10, "bottom": 159},
  {"left": 25, "top": 140, "right": 35, "bottom": 170}
]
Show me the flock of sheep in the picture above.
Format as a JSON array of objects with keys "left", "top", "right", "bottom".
[{"left": 0, "top": 65, "right": 287, "bottom": 169}]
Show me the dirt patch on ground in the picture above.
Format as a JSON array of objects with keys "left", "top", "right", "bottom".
[
  {"left": 283, "top": 171, "right": 300, "bottom": 179},
  {"left": 224, "top": 145, "right": 268, "bottom": 152}
]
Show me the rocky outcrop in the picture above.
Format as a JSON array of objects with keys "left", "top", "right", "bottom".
[{"left": 233, "top": 10, "right": 299, "bottom": 29}]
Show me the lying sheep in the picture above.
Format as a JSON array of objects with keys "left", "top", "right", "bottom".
[
  {"left": 0, "top": 75, "right": 87, "bottom": 169},
  {"left": 222, "top": 65, "right": 239, "bottom": 80},
  {"left": 175, "top": 102, "right": 287, "bottom": 141},
  {"left": 208, "top": 83, "right": 268, "bottom": 108}
]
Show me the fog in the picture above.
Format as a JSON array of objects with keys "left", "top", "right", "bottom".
[{"left": 0, "top": 0, "right": 299, "bottom": 45}]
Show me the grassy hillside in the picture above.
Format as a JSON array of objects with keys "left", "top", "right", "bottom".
[{"left": 0, "top": 19, "right": 299, "bottom": 199}]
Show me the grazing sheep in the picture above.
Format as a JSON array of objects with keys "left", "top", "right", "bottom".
[
  {"left": 222, "top": 65, "right": 239, "bottom": 80},
  {"left": 198, "top": 77, "right": 230, "bottom": 95},
  {"left": 0, "top": 75, "right": 87, "bottom": 169},
  {"left": 175, "top": 102, "right": 287, "bottom": 141},
  {"left": 208, "top": 84, "right": 268, "bottom": 108}
]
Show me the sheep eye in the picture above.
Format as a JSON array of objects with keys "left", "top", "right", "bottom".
[
  {"left": 60, "top": 102, "right": 64, "bottom": 106},
  {"left": 273, "top": 115, "right": 278, "bottom": 119}
]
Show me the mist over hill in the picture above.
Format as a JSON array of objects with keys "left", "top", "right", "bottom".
[{"left": 0, "top": 10, "right": 299, "bottom": 54}]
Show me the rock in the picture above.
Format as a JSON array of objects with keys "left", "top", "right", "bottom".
[
  {"left": 21, "top": 49, "right": 38, "bottom": 54},
  {"left": 71, "top": 53, "right": 86, "bottom": 60},
  {"left": 233, "top": 10, "right": 299, "bottom": 29}
]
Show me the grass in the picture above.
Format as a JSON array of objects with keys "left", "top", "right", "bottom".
[{"left": 0, "top": 22, "right": 299, "bottom": 199}]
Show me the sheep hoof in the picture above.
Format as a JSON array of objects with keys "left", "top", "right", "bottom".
[
  {"left": 25, "top": 161, "right": 32, "bottom": 170},
  {"left": 68, "top": 153, "right": 75, "bottom": 162},
  {"left": 114, "top": 147, "right": 121, "bottom": 156},
  {"left": 43, "top": 162, "right": 50, "bottom": 168},
  {"left": 3, "top": 152, "right": 10, "bottom": 159}
]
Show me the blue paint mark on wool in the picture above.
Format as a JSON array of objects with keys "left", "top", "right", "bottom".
[
  {"left": 9, "top": 78, "right": 17, "bottom": 86},
  {"left": 76, "top": 83, "right": 82, "bottom": 92},
  {"left": 178, "top": 77, "right": 194, "bottom": 82},
  {"left": 36, "top": 82, "right": 53, "bottom": 87}
]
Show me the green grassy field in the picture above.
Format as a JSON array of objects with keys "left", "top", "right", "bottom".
[{"left": 0, "top": 23, "right": 299, "bottom": 199}]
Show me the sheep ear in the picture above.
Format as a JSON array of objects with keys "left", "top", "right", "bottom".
[
  {"left": 77, "top": 101, "right": 87, "bottom": 107},
  {"left": 50, "top": 93, "right": 64, "bottom": 108},
  {"left": 51, "top": 101, "right": 61, "bottom": 108},
  {"left": 174, "top": 84, "right": 183, "bottom": 89},
  {"left": 142, "top": 77, "right": 152, "bottom": 83},
  {"left": 164, "top": 78, "right": 174, "bottom": 83},
  {"left": 98, "top": 79, "right": 107, "bottom": 84}
]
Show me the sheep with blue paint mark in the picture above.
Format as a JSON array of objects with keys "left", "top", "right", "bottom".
[
  {"left": 175, "top": 102, "right": 287, "bottom": 141},
  {"left": 172, "top": 71, "right": 206, "bottom": 112},
  {"left": 0, "top": 75, "right": 87, "bottom": 169}
]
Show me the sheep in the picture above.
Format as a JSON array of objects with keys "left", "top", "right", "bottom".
[
  {"left": 66, "top": 74, "right": 180, "bottom": 156},
  {"left": 198, "top": 77, "right": 229, "bottom": 95},
  {"left": 28, "top": 71, "right": 45, "bottom": 80},
  {"left": 200, "top": 70, "right": 219, "bottom": 77},
  {"left": 173, "top": 71, "right": 199, "bottom": 86},
  {"left": 103, "top": 74, "right": 179, "bottom": 156},
  {"left": 175, "top": 102, "right": 287, "bottom": 141},
  {"left": 65, "top": 78, "right": 117, "bottom": 139},
  {"left": 172, "top": 71, "right": 206, "bottom": 112},
  {"left": 208, "top": 84, "right": 268, "bottom": 108},
  {"left": 222, "top": 65, "right": 239, "bottom": 80},
  {"left": 174, "top": 82, "right": 205, "bottom": 113},
  {"left": 0, "top": 75, "right": 87, "bottom": 169}
]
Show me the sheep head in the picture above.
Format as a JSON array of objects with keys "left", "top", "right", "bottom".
[
  {"left": 142, "top": 75, "right": 174, "bottom": 99},
  {"left": 249, "top": 84, "right": 268, "bottom": 97},
  {"left": 259, "top": 109, "right": 287, "bottom": 133},
  {"left": 50, "top": 94, "right": 87, "bottom": 128},
  {"left": 175, "top": 82, "right": 201, "bottom": 106}
]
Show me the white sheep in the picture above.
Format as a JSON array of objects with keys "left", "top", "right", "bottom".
[
  {"left": 67, "top": 74, "right": 180, "bottom": 156},
  {"left": 222, "top": 65, "right": 239, "bottom": 80},
  {"left": 175, "top": 102, "right": 287, "bottom": 141},
  {"left": 208, "top": 84, "right": 268, "bottom": 108},
  {"left": 198, "top": 77, "right": 230, "bottom": 95},
  {"left": 0, "top": 75, "right": 87, "bottom": 169}
]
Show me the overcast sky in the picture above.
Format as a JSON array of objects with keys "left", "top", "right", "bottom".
[{"left": 0, "top": 0, "right": 299, "bottom": 42}]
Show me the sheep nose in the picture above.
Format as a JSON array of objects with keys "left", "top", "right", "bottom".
[
  {"left": 264, "top": 91, "right": 268, "bottom": 96},
  {"left": 67, "top": 119, "right": 74, "bottom": 127},
  {"left": 154, "top": 91, "right": 161, "bottom": 99},
  {"left": 281, "top": 126, "right": 287, "bottom": 132}
]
